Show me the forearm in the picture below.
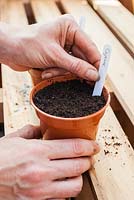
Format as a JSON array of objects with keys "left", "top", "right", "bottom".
[
  {"left": 0, "top": 22, "right": 33, "bottom": 71},
  {"left": 0, "top": 22, "right": 12, "bottom": 64}
]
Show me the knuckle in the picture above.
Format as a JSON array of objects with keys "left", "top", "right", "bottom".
[
  {"left": 25, "top": 124, "right": 34, "bottom": 130},
  {"left": 73, "top": 139, "right": 85, "bottom": 156},
  {"left": 23, "top": 124, "right": 35, "bottom": 134},
  {"left": 74, "top": 160, "right": 83, "bottom": 175},
  {"left": 70, "top": 60, "right": 83, "bottom": 75},
  {"left": 18, "top": 162, "right": 47, "bottom": 186}
]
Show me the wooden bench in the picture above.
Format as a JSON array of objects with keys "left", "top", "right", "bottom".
[
  {"left": 0, "top": 0, "right": 134, "bottom": 199},
  {"left": 88, "top": 0, "right": 134, "bottom": 57},
  {"left": 119, "top": 0, "right": 134, "bottom": 13}
]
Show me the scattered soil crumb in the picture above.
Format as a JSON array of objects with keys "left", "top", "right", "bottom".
[
  {"left": 105, "top": 141, "right": 111, "bottom": 146},
  {"left": 104, "top": 150, "right": 110, "bottom": 155},
  {"left": 113, "top": 142, "right": 122, "bottom": 146}
]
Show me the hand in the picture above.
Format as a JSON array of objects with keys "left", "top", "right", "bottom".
[
  {"left": 1, "top": 14, "right": 100, "bottom": 81},
  {"left": 0, "top": 125, "right": 100, "bottom": 200}
]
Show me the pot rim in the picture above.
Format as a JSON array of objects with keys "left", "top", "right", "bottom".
[{"left": 30, "top": 77, "right": 110, "bottom": 121}]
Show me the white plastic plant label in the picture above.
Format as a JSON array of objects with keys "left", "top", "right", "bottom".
[{"left": 92, "top": 44, "right": 112, "bottom": 96}]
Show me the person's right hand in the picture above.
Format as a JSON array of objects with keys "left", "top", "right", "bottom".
[{"left": 0, "top": 125, "right": 99, "bottom": 200}]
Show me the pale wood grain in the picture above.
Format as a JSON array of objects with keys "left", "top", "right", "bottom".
[
  {"left": 31, "top": 0, "right": 61, "bottom": 22},
  {"left": 61, "top": 0, "right": 134, "bottom": 126},
  {"left": 0, "top": 88, "right": 3, "bottom": 123},
  {"left": 1, "top": 1, "right": 134, "bottom": 199},
  {"left": 30, "top": 1, "right": 97, "bottom": 199},
  {"left": 88, "top": 0, "right": 134, "bottom": 56},
  {"left": 61, "top": 0, "right": 134, "bottom": 199},
  {"left": 0, "top": 0, "right": 39, "bottom": 134},
  {"left": 0, "top": 88, "right": 2, "bottom": 104}
]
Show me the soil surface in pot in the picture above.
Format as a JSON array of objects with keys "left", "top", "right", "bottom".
[{"left": 33, "top": 80, "right": 106, "bottom": 118}]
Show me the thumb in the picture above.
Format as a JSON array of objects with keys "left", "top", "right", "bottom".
[
  {"left": 55, "top": 46, "right": 99, "bottom": 81},
  {"left": 5, "top": 125, "right": 42, "bottom": 139}
]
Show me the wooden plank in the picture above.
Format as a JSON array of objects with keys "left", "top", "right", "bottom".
[
  {"left": 31, "top": 0, "right": 61, "bottom": 22},
  {"left": 0, "top": 0, "right": 39, "bottom": 134},
  {"left": 75, "top": 173, "right": 96, "bottom": 200},
  {"left": 0, "top": 65, "right": 2, "bottom": 87},
  {"left": 61, "top": 0, "right": 134, "bottom": 199},
  {"left": 0, "top": 88, "right": 2, "bottom": 104},
  {"left": 91, "top": 106, "right": 134, "bottom": 200},
  {"left": 0, "top": 88, "right": 3, "bottom": 123},
  {"left": 119, "top": 0, "right": 134, "bottom": 13},
  {"left": 61, "top": 0, "right": 134, "bottom": 127},
  {"left": 31, "top": 2, "right": 97, "bottom": 199},
  {"left": 88, "top": 0, "right": 134, "bottom": 56}
]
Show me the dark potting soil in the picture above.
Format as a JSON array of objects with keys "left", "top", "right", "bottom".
[{"left": 33, "top": 80, "right": 106, "bottom": 118}]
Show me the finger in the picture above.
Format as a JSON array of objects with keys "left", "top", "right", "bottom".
[
  {"left": 41, "top": 67, "right": 68, "bottom": 79},
  {"left": 5, "top": 125, "right": 42, "bottom": 139},
  {"left": 50, "top": 157, "right": 92, "bottom": 180},
  {"left": 51, "top": 176, "right": 83, "bottom": 198},
  {"left": 16, "top": 176, "right": 83, "bottom": 199},
  {"left": 72, "top": 45, "right": 88, "bottom": 62},
  {"left": 49, "top": 199, "right": 65, "bottom": 200},
  {"left": 72, "top": 29, "right": 101, "bottom": 69},
  {"left": 54, "top": 45, "right": 99, "bottom": 81},
  {"left": 72, "top": 45, "right": 100, "bottom": 69},
  {"left": 8, "top": 63, "right": 29, "bottom": 71},
  {"left": 16, "top": 157, "right": 92, "bottom": 189},
  {"left": 38, "top": 139, "right": 100, "bottom": 159}
]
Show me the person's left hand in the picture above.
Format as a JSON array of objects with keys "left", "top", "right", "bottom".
[{"left": 3, "top": 14, "right": 100, "bottom": 81}]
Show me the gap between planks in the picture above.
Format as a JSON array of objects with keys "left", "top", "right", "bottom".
[
  {"left": 0, "top": 88, "right": 3, "bottom": 123},
  {"left": 0, "top": 0, "right": 39, "bottom": 134},
  {"left": 61, "top": 0, "right": 134, "bottom": 127},
  {"left": 60, "top": 0, "right": 134, "bottom": 200},
  {"left": 88, "top": 0, "right": 134, "bottom": 57}
]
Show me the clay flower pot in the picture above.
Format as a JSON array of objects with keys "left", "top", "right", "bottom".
[
  {"left": 30, "top": 74, "right": 110, "bottom": 140},
  {"left": 29, "top": 68, "right": 43, "bottom": 85}
]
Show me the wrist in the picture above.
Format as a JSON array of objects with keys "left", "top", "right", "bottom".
[{"left": 0, "top": 22, "right": 23, "bottom": 68}]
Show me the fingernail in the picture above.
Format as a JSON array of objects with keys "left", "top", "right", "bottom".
[
  {"left": 42, "top": 73, "right": 52, "bottom": 79},
  {"left": 85, "top": 69, "right": 99, "bottom": 81}
]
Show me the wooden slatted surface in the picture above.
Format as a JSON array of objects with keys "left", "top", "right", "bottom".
[
  {"left": 0, "top": 0, "right": 39, "bottom": 134},
  {"left": 0, "top": 0, "right": 134, "bottom": 199},
  {"left": 31, "top": 0, "right": 61, "bottom": 22},
  {"left": 0, "top": 88, "right": 2, "bottom": 104},
  {"left": 0, "top": 88, "right": 3, "bottom": 123},
  {"left": 119, "top": 0, "right": 134, "bottom": 13},
  {"left": 88, "top": 0, "right": 134, "bottom": 56},
  {"left": 31, "top": 2, "right": 98, "bottom": 199},
  {"left": 60, "top": 0, "right": 134, "bottom": 199},
  {"left": 61, "top": 0, "right": 134, "bottom": 127}
]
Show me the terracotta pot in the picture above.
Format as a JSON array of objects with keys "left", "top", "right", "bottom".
[
  {"left": 30, "top": 74, "right": 110, "bottom": 140},
  {"left": 29, "top": 68, "right": 43, "bottom": 85}
]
